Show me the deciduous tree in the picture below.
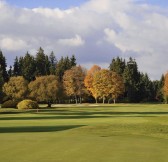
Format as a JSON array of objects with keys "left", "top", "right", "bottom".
[
  {"left": 109, "top": 71, "right": 125, "bottom": 104},
  {"left": 3, "top": 76, "right": 28, "bottom": 101},
  {"left": 93, "top": 69, "right": 111, "bottom": 104},
  {"left": 28, "top": 75, "right": 60, "bottom": 107},
  {"left": 63, "top": 66, "right": 86, "bottom": 104},
  {"left": 84, "top": 65, "right": 101, "bottom": 103},
  {"left": 163, "top": 72, "right": 168, "bottom": 103}
]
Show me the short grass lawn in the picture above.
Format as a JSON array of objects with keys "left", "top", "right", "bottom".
[{"left": 0, "top": 104, "right": 168, "bottom": 162}]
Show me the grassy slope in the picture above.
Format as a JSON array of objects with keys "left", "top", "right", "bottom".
[{"left": 0, "top": 104, "right": 168, "bottom": 162}]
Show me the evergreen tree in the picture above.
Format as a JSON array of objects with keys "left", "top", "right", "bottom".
[
  {"left": 123, "top": 58, "right": 141, "bottom": 102},
  {"left": 70, "top": 55, "right": 76, "bottom": 67},
  {"left": 8, "top": 66, "right": 13, "bottom": 78},
  {"left": 13, "top": 56, "right": 21, "bottom": 76},
  {"left": 56, "top": 56, "right": 73, "bottom": 81},
  {"left": 22, "top": 52, "right": 36, "bottom": 81},
  {"left": 35, "top": 47, "right": 47, "bottom": 76},
  {"left": 156, "top": 74, "right": 164, "bottom": 102},
  {"left": 0, "top": 68, "right": 4, "bottom": 103},
  {"left": 139, "top": 73, "right": 154, "bottom": 102},
  {"left": 109, "top": 57, "right": 126, "bottom": 75},
  {"left": 49, "top": 51, "right": 57, "bottom": 75},
  {"left": 0, "top": 50, "right": 8, "bottom": 81}
]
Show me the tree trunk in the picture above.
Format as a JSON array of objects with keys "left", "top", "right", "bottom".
[
  {"left": 48, "top": 101, "right": 51, "bottom": 108},
  {"left": 103, "top": 97, "right": 105, "bottom": 104},
  {"left": 95, "top": 98, "right": 98, "bottom": 104},
  {"left": 108, "top": 99, "right": 110, "bottom": 104},
  {"left": 113, "top": 99, "right": 116, "bottom": 104},
  {"left": 75, "top": 95, "right": 78, "bottom": 104}
]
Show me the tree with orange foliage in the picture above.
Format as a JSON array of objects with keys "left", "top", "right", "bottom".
[
  {"left": 93, "top": 69, "right": 111, "bottom": 104},
  {"left": 84, "top": 65, "right": 101, "bottom": 103},
  {"left": 63, "top": 66, "right": 86, "bottom": 104},
  {"left": 163, "top": 72, "right": 168, "bottom": 103},
  {"left": 109, "top": 71, "right": 125, "bottom": 104}
]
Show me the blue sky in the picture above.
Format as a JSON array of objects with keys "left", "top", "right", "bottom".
[
  {"left": 140, "top": 0, "right": 168, "bottom": 7},
  {"left": 4, "top": 0, "right": 168, "bottom": 8},
  {"left": 5, "top": 0, "right": 89, "bottom": 9}
]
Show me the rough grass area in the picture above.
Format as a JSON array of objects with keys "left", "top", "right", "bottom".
[{"left": 0, "top": 104, "right": 168, "bottom": 162}]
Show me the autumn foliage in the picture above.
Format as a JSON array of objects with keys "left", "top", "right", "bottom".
[
  {"left": 163, "top": 72, "right": 168, "bottom": 103},
  {"left": 85, "top": 65, "right": 125, "bottom": 103}
]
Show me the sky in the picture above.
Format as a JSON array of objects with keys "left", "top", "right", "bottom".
[{"left": 0, "top": 0, "right": 168, "bottom": 80}]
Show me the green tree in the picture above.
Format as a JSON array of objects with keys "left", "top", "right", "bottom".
[
  {"left": 49, "top": 51, "right": 57, "bottom": 75},
  {"left": 0, "top": 68, "right": 4, "bottom": 103},
  {"left": 3, "top": 76, "right": 28, "bottom": 101},
  {"left": 109, "top": 57, "right": 126, "bottom": 75},
  {"left": 70, "top": 55, "right": 76, "bottom": 67},
  {"left": 13, "top": 56, "right": 21, "bottom": 76},
  {"left": 156, "top": 74, "right": 164, "bottom": 102},
  {"left": 35, "top": 47, "right": 47, "bottom": 76},
  {"left": 56, "top": 56, "right": 74, "bottom": 81},
  {"left": 123, "top": 58, "right": 141, "bottom": 102},
  {"left": 22, "top": 52, "right": 36, "bottom": 81},
  {"left": 29, "top": 75, "right": 60, "bottom": 107},
  {"left": 8, "top": 66, "right": 13, "bottom": 78},
  {"left": 0, "top": 50, "right": 8, "bottom": 81}
]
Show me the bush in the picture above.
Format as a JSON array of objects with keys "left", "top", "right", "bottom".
[
  {"left": 17, "top": 100, "right": 39, "bottom": 110},
  {"left": 1, "top": 100, "right": 18, "bottom": 108}
]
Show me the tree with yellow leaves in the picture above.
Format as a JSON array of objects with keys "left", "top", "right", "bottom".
[
  {"left": 84, "top": 65, "right": 101, "bottom": 103},
  {"left": 63, "top": 66, "right": 86, "bottom": 104},
  {"left": 109, "top": 71, "right": 125, "bottom": 104},
  {"left": 163, "top": 72, "right": 168, "bottom": 103},
  {"left": 93, "top": 69, "right": 111, "bottom": 104},
  {"left": 3, "top": 76, "right": 28, "bottom": 101},
  {"left": 28, "top": 75, "right": 60, "bottom": 107}
]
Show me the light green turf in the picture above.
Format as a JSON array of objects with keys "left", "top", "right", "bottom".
[{"left": 0, "top": 104, "right": 168, "bottom": 162}]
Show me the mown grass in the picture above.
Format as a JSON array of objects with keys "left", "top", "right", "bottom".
[{"left": 0, "top": 104, "right": 168, "bottom": 162}]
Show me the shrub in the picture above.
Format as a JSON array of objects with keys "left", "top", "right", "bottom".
[
  {"left": 1, "top": 100, "right": 18, "bottom": 108},
  {"left": 17, "top": 100, "right": 39, "bottom": 110}
]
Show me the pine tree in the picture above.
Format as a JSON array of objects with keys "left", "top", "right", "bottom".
[
  {"left": 156, "top": 74, "right": 164, "bottom": 102},
  {"left": 109, "top": 57, "right": 126, "bottom": 75},
  {"left": 123, "top": 58, "right": 141, "bottom": 102},
  {"left": 49, "top": 51, "right": 57, "bottom": 75},
  {"left": 13, "top": 56, "right": 21, "bottom": 76},
  {"left": 0, "top": 68, "right": 4, "bottom": 103},
  {"left": 0, "top": 50, "right": 8, "bottom": 81},
  {"left": 35, "top": 47, "right": 47, "bottom": 76},
  {"left": 70, "top": 55, "right": 76, "bottom": 67},
  {"left": 56, "top": 56, "right": 73, "bottom": 81},
  {"left": 8, "top": 66, "right": 13, "bottom": 78},
  {"left": 22, "top": 52, "right": 36, "bottom": 81}
]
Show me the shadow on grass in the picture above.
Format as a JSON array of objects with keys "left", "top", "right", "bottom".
[{"left": 0, "top": 125, "right": 85, "bottom": 133}]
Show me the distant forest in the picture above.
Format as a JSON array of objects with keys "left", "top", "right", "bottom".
[{"left": 0, "top": 47, "right": 167, "bottom": 104}]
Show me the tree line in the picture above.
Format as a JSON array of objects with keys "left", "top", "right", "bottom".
[{"left": 0, "top": 48, "right": 167, "bottom": 105}]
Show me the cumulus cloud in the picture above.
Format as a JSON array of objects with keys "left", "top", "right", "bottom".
[
  {"left": 57, "top": 35, "right": 85, "bottom": 47},
  {"left": 0, "top": 0, "right": 168, "bottom": 79},
  {"left": 0, "top": 37, "right": 28, "bottom": 51}
]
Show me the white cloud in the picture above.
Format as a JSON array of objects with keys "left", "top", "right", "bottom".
[
  {"left": 0, "top": 37, "right": 28, "bottom": 51},
  {"left": 57, "top": 35, "right": 85, "bottom": 47},
  {"left": 0, "top": 0, "right": 168, "bottom": 79}
]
